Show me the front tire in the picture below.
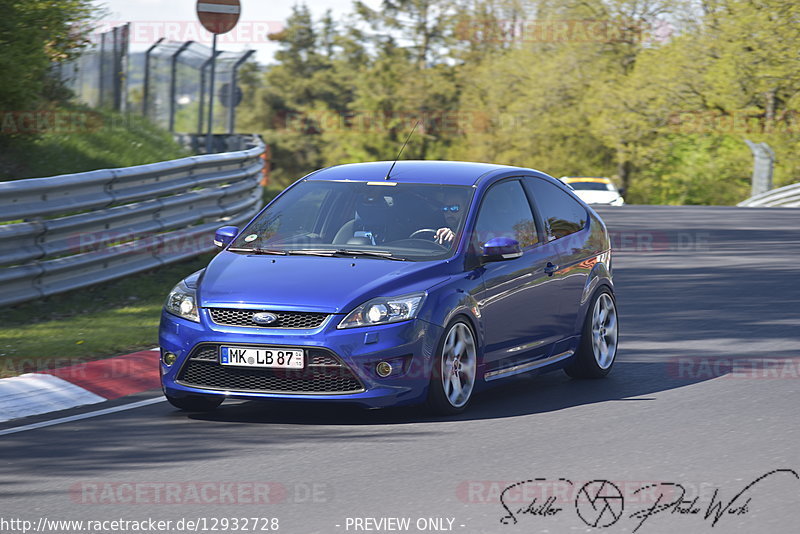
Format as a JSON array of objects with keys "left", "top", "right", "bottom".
[
  {"left": 565, "top": 287, "right": 619, "bottom": 378},
  {"left": 166, "top": 394, "right": 223, "bottom": 412},
  {"left": 427, "top": 318, "right": 478, "bottom": 415}
]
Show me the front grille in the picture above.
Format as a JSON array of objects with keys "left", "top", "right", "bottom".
[
  {"left": 176, "top": 344, "right": 364, "bottom": 394},
  {"left": 208, "top": 308, "right": 329, "bottom": 329},
  {"left": 191, "top": 346, "right": 219, "bottom": 361}
]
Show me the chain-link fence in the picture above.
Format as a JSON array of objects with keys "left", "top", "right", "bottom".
[
  {"left": 141, "top": 41, "right": 253, "bottom": 134},
  {"left": 58, "top": 24, "right": 130, "bottom": 110},
  {"left": 57, "top": 24, "right": 255, "bottom": 141}
]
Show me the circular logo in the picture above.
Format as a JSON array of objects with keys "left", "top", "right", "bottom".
[
  {"left": 252, "top": 312, "right": 278, "bottom": 325},
  {"left": 575, "top": 480, "right": 624, "bottom": 528}
]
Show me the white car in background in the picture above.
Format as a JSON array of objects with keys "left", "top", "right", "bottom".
[{"left": 561, "top": 177, "right": 625, "bottom": 206}]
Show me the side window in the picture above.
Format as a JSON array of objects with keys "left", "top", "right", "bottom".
[
  {"left": 526, "top": 178, "right": 588, "bottom": 240},
  {"left": 474, "top": 180, "right": 538, "bottom": 248}
]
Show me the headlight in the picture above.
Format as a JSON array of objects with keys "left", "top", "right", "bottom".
[
  {"left": 338, "top": 292, "right": 426, "bottom": 329},
  {"left": 164, "top": 280, "right": 199, "bottom": 323}
]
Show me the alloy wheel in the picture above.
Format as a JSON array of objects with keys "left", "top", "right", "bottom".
[
  {"left": 591, "top": 293, "right": 618, "bottom": 369},
  {"left": 440, "top": 322, "right": 477, "bottom": 408}
]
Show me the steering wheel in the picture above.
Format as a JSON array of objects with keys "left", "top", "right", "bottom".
[{"left": 409, "top": 228, "right": 438, "bottom": 240}]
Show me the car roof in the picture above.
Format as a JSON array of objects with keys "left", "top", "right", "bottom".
[{"left": 305, "top": 160, "right": 535, "bottom": 186}]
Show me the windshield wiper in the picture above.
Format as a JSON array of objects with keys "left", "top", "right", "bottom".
[
  {"left": 286, "top": 249, "right": 338, "bottom": 257},
  {"left": 288, "top": 249, "right": 408, "bottom": 261},
  {"left": 334, "top": 249, "right": 407, "bottom": 261},
  {"left": 230, "top": 247, "right": 407, "bottom": 261},
  {"left": 228, "top": 247, "right": 288, "bottom": 255}
]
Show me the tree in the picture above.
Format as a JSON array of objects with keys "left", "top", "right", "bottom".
[{"left": 0, "top": 0, "right": 94, "bottom": 111}]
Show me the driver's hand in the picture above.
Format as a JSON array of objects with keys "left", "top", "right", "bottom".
[{"left": 435, "top": 227, "right": 455, "bottom": 245}]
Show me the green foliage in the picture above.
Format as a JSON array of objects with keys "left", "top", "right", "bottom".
[
  {"left": 0, "top": 107, "right": 188, "bottom": 180},
  {"left": 0, "top": 0, "right": 95, "bottom": 111},
  {"left": 234, "top": 0, "right": 800, "bottom": 204},
  {"left": 632, "top": 135, "right": 751, "bottom": 205}
]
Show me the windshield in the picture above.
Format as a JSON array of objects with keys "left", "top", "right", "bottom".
[
  {"left": 569, "top": 181, "right": 615, "bottom": 191},
  {"left": 230, "top": 180, "right": 475, "bottom": 261}
]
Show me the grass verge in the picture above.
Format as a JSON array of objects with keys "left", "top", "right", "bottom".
[
  {"left": 0, "top": 253, "right": 215, "bottom": 378},
  {"left": 0, "top": 106, "right": 189, "bottom": 181}
]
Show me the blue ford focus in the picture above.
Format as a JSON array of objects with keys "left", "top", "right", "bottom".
[{"left": 159, "top": 161, "right": 618, "bottom": 414}]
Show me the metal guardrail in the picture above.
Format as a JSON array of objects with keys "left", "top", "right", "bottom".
[
  {"left": 737, "top": 182, "right": 800, "bottom": 207},
  {"left": 0, "top": 138, "right": 265, "bottom": 307},
  {"left": 173, "top": 133, "right": 261, "bottom": 154}
]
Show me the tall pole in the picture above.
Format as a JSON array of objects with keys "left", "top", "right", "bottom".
[
  {"left": 198, "top": 57, "right": 209, "bottom": 135},
  {"left": 98, "top": 33, "right": 106, "bottom": 108},
  {"left": 205, "top": 33, "right": 218, "bottom": 154}
]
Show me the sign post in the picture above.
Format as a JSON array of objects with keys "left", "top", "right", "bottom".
[{"left": 196, "top": 0, "right": 241, "bottom": 153}]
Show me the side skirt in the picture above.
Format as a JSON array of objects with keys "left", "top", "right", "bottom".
[{"left": 483, "top": 350, "right": 574, "bottom": 382}]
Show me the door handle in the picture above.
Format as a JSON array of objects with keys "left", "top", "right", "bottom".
[{"left": 544, "top": 262, "right": 559, "bottom": 276}]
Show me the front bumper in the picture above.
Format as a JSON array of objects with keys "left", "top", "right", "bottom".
[{"left": 159, "top": 309, "right": 443, "bottom": 408}]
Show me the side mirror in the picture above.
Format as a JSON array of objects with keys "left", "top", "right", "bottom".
[
  {"left": 214, "top": 226, "right": 239, "bottom": 248},
  {"left": 481, "top": 237, "right": 522, "bottom": 262}
]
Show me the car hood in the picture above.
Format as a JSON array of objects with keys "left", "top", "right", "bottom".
[
  {"left": 573, "top": 190, "right": 622, "bottom": 204},
  {"left": 197, "top": 251, "right": 452, "bottom": 313}
]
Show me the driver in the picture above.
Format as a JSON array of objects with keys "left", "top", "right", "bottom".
[{"left": 434, "top": 198, "right": 463, "bottom": 246}]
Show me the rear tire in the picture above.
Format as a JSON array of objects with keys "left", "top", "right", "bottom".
[
  {"left": 565, "top": 287, "right": 618, "bottom": 378},
  {"left": 427, "top": 318, "right": 478, "bottom": 415},
  {"left": 166, "top": 394, "right": 223, "bottom": 412}
]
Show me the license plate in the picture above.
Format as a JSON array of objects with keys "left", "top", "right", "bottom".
[{"left": 220, "top": 346, "right": 304, "bottom": 369}]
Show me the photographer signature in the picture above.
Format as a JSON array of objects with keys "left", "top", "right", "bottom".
[{"left": 498, "top": 468, "right": 798, "bottom": 531}]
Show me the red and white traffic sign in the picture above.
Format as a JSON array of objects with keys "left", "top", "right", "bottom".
[{"left": 196, "top": 0, "right": 241, "bottom": 35}]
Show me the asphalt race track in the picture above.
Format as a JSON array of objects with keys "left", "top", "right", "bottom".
[{"left": 1, "top": 206, "right": 798, "bottom": 534}]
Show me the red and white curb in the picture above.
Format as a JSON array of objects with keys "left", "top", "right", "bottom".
[{"left": 0, "top": 349, "right": 161, "bottom": 423}]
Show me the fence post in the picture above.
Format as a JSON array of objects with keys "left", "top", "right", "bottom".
[
  {"left": 198, "top": 51, "right": 218, "bottom": 137},
  {"left": 744, "top": 140, "right": 775, "bottom": 197},
  {"left": 228, "top": 50, "right": 255, "bottom": 133},
  {"left": 169, "top": 41, "right": 194, "bottom": 133},
  {"left": 114, "top": 23, "right": 130, "bottom": 112},
  {"left": 98, "top": 32, "right": 106, "bottom": 108},
  {"left": 142, "top": 38, "right": 165, "bottom": 118}
]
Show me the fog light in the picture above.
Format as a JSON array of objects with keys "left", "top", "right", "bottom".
[
  {"left": 376, "top": 361, "right": 392, "bottom": 377},
  {"left": 163, "top": 352, "right": 177, "bottom": 366}
]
